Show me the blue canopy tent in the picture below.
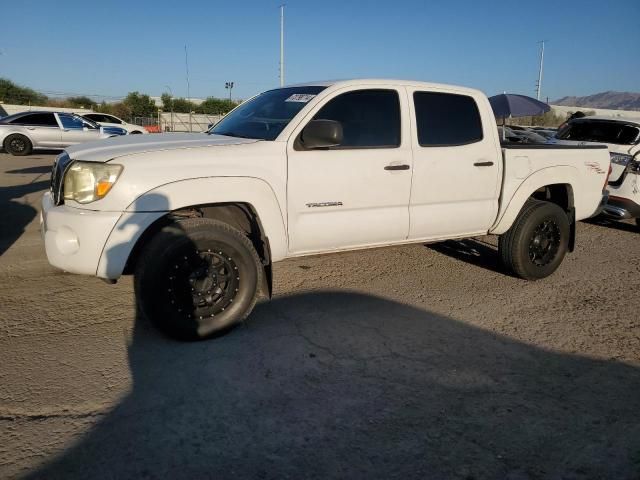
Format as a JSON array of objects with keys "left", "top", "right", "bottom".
[{"left": 488, "top": 94, "right": 551, "bottom": 140}]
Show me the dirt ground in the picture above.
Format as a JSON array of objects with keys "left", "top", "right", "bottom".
[{"left": 1, "top": 151, "right": 639, "bottom": 480}]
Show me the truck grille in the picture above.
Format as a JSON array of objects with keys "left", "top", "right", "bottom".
[{"left": 50, "top": 152, "right": 73, "bottom": 205}]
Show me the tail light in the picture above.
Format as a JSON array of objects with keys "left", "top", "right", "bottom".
[{"left": 604, "top": 163, "right": 612, "bottom": 190}]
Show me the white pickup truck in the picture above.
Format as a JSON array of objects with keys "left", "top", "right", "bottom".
[{"left": 42, "top": 79, "right": 610, "bottom": 339}]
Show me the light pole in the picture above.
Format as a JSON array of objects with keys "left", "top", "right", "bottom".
[
  {"left": 279, "top": 5, "right": 285, "bottom": 87},
  {"left": 164, "top": 85, "right": 173, "bottom": 132},
  {"left": 225, "top": 82, "right": 234, "bottom": 102}
]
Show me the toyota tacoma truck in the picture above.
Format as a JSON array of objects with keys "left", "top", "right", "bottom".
[{"left": 41, "top": 79, "right": 611, "bottom": 339}]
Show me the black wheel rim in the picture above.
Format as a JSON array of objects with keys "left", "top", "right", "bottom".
[
  {"left": 162, "top": 247, "right": 240, "bottom": 321},
  {"left": 528, "top": 220, "right": 561, "bottom": 267},
  {"left": 9, "top": 138, "right": 26, "bottom": 152}
]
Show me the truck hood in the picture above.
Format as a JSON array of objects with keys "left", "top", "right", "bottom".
[{"left": 64, "top": 133, "right": 261, "bottom": 163}]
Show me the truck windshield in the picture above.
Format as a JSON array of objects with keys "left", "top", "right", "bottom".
[
  {"left": 210, "top": 86, "right": 326, "bottom": 141},
  {"left": 556, "top": 120, "right": 640, "bottom": 145}
]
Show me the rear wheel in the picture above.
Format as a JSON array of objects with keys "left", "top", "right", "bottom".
[
  {"left": 130, "top": 130, "right": 142, "bottom": 134},
  {"left": 498, "top": 200, "right": 570, "bottom": 280},
  {"left": 134, "top": 218, "right": 262, "bottom": 340},
  {"left": 3, "top": 134, "right": 32, "bottom": 156}
]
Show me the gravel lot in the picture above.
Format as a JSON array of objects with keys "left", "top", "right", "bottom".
[{"left": 1, "top": 151, "right": 639, "bottom": 480}]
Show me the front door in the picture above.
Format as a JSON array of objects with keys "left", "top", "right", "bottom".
[
  {"left": 57, "top": 113, "right": 101, "bottom": 145},
  {"left": 287, "top": 88, "right": 413, "bottom": 254}
]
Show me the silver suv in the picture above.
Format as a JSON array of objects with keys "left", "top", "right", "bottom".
[{"left": 0, "top": 111, "right": 127, "bottom": 156}]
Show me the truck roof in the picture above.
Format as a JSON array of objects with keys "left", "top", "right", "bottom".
[{"left": 286, "top": 78, "right": 483, "bottom": 96}]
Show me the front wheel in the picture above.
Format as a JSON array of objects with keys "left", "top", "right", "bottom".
[
  {"left": 134, "top": 218, "right": 263, "bottom": 340},
  {"left": 498, "top": 200, "right": 570, "bottom": 280}
]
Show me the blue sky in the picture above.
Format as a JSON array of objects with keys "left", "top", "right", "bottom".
[{"left": 1, "top": 0, "right": 638, "bottom": 102}]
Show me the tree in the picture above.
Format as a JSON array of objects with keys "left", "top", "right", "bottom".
[
  {"left": 0, "top": 78, "right": 48, "bottom": 105},
  {"left": 66, "top": 96, "right": 97, "bottom": 109},
  {"left": 199, "top": 97, "right": 236, "bottom": 115},
  {"left": 122, "top": 91, "right": 157, "bottom": 118},
  {"left": 169, "top": 97, "right": 197, "bottom": 114}
]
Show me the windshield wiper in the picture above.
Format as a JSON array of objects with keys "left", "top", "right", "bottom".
[{"left": 211, "top": 131, "right": 257, "bottom": 139}]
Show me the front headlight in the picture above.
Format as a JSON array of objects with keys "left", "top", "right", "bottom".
[
  {"left": 609, "top": 152, "right": 632, "bottom": 166},
  {"left": 63, "top": 161, "right": 123, "bottom": 204}
]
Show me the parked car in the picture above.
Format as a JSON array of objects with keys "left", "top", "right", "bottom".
[
  {"left": 552, "top": 116, "right": 640, "bottom": 227},
  {"left": 42, "top": 79, "right": 610, "bottom": 339},
  {"left": 81, "top": 113, "right": 149, "bottom": 134},
  {"left": 0, "top": 111, "right": 126, "bottom": 156}
]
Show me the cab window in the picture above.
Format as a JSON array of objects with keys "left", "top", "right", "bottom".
[
  {"left": 413, "top": 92, "right": 483, "bottom": 146},
  {"left": 312, "top": 89, "right": 401, "bottom": 148}
]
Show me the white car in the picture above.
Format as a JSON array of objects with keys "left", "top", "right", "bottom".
[
  {"left": 553, "top": 116, "right": 640, "bottom": 227},
  {"left": 81, "top": 113, "right": 148, "bottom": 134},
  {"left": 42, "top": 79, "right": 610, "bottom": 340},
  {"left": 0, "top": 111, "right": 127, "bottom": 155}
]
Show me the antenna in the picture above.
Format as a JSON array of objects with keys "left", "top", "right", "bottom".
[
  {"left": 536, "top": 40, "right": 546, "bottom": 101},
  {"left": 280, "top": 4, "right": 285, "bottom": 87}
]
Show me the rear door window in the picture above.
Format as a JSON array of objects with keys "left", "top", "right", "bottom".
[
  {"left": 413, "top": 92, "right": 483, "bottom": 146},
  {"left": 10, "top": 113, "right": 58, "bottom": 127}
]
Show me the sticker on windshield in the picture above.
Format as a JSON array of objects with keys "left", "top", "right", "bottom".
[{"left": 285, "top": 94, "right": 316, "bottom": 103}]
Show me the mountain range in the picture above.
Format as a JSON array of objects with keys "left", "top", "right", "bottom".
[{"left": 552, "top": 91, "right": 640, "bottom": 111}]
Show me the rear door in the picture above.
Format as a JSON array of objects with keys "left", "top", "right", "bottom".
[
  {"left": 8, "top": 113, "right": 61, "bottom": 147},
  {"left": 407, "top": 89, "right": 502, "bottom": 239},
  {"left": 286, "top": 87, "right": 413, "bottom": 253}
]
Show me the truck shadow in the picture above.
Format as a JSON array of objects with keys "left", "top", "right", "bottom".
[
  {"left": 427, "top": 238, "right": 508, "bottom": 276},
  {"left": 584, "top": 216, "right": 639, "bottom": 234},
  {"left": 0, "top": 179, "right": 49, "bottom": 256},
  {"left": 25, "top": 290, "right": 640, "bottom": 479}
]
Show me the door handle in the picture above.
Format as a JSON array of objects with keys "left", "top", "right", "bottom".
[
  {"left": 384, "top": 164, "right": 410, "bottom": 171},
  {"left": 473, "top": 161, "right": 494, "bottom": 167},
  {"left": 26, "top": 127, "right": 36, "bottom": 130}
]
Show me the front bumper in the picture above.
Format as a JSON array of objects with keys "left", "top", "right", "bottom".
[{"left": 41, "top": 192, "right": 123, "bottom": 276}]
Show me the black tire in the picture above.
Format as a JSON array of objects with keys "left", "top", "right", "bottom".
[
  {"left": 134, "top": 218, "right": 263, "bottom": 340},
  {"left": 498, "top": 200, "right": 570, "bottom": 280},
  {"left": 636, "top": 218, "right": 640, "bottom": 229},
  {"left": 3, "top": 134, "right": 33, "bottom": 156},
  {"left": 130, "top": 131, "right": 142, "bottom": 134}
]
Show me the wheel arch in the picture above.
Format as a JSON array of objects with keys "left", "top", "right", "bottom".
[
  {"left": 96, "top": 176, "right": 288, "bottom": 294},
  {"left": 2, "top": 130, "right": 35, "bottom": 148},
  {"left": 490, "top": 167, "right": 579, "bottom": 235}
]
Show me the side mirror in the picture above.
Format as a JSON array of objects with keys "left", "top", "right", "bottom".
[
  {"left": 207, "top": 123, "right": 214, "bottom": 130},
  {"left": 300, "top": 120, "right": 343, "bottom": 149}
]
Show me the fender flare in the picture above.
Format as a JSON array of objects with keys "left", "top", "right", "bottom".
[
  {"left": 490, "top": 166, "right": 579, "bottom": 235},
  {"left": 96, "top": 176, "right": 288, "bottom": 279}
]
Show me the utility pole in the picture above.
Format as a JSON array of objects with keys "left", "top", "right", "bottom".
[
  {"left": 164, "top": 85, "right": 173, "bottom": 132},
  {"left": 536, "top": 40, "right": 545, "bottom": 101},
  {"left": 185, "top": 45, "right": 192, "bottom": 132},
  {"left": 225, "top": 82, "right": 234, "bottom": 102},
  {"left": 280, "top": 4, "right": 285, "bottom": 87}
]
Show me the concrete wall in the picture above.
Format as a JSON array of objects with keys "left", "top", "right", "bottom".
[
  {"left": 160, "top": 112, "right": 224, "bottom": 132},
  {"left": 0, "top": 103, "right": 94, "bottom": 117}
]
